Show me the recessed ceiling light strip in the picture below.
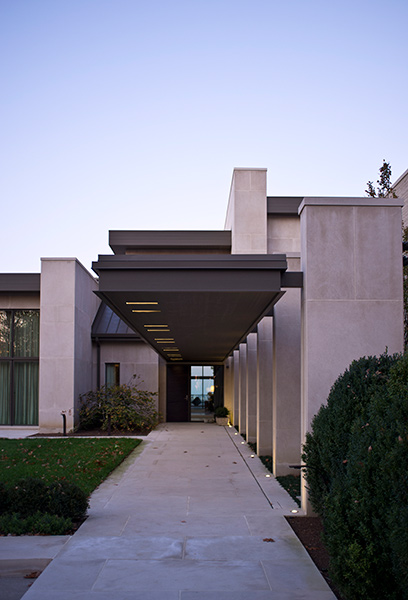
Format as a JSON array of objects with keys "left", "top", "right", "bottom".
[{"left": 126, "top": 302, "right": 158, "bottom": 305}]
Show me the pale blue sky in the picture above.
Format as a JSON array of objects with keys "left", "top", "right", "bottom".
[{"left": 1, "top": 0, "right": 407, "bottom": 272}]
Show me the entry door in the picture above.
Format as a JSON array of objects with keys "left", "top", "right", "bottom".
[{"left": 166, "top": 365, "right": 190, "bottom": 422}]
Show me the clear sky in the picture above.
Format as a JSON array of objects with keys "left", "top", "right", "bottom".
[{"left": 1, "top": 0, "right": 407, "bottom": 273}]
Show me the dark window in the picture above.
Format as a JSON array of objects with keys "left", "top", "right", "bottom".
[
  {"left": 0, "top": 310, "right": 39, "bottom": 425},
  {"left": 105, "top": 363, "right": 120, "bottom": 387}
]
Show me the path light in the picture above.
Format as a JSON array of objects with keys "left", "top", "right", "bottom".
[
  {"left": 291, "top": 509, "right": 299, "bottom": 514},
  {"left": 234, "top": 432, "right": 238, "bottom": 435},
  {"left": 265, "top": 474, "right": 271, "bottom": 478},
  {"left": 241, "top": 441, "right": 245, "bottom": 445},
  {"left": 250, "top": 454, "right": 255, "bottom": 458}
]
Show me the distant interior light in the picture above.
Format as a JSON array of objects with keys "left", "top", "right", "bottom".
[{"left": 132, "top": 310, "right": 161, "bottom": 313}]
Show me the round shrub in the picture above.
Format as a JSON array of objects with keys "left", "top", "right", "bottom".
[
  {"left": 302, "top": 353, "right": 398, "bottom": 514},
  {"left": 0, "top": 481, "right": 11, "bottom": 515},
  {"left": 47, "top": 480, "right": 88, "bottom": 520},
  {"left": 11, "top": 478, "right": 50, "bottom": 517},
  {"left": 214, "top": 406, "right": 229, "bottom": 418},
  {"left": 0, "top": 511, "right": 72, "bottom": 535},
  {"left": 302, "top": 352, "right": 408, "bottom": 600}
]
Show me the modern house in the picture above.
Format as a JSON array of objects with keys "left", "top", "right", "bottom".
[
  {"left": 393, "top": 167, "right": 408, "bottom": 226},
  {"left": 0, "top": 167, "right": 405, "bottom": 510}
]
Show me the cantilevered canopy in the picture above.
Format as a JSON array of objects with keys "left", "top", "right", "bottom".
[{"left": 92, "top": 253, "right": 300, "bottom": 364}]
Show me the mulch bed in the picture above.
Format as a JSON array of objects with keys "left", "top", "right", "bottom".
[{"left": 286, "top": 516, "right": 346, "bottom": 600}]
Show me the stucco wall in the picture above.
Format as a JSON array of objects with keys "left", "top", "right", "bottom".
[
  {"left": 99, "top": 341, "right": 159, "bottom": 400},
  {"left": 73, "top": 262, "right": 100, "bottom": 420},
  {"left": 299, "top": 197, "right": 404, "bottom": 511},
  {"left": 393, "top": 168, "right": 408, "bottom": 227},
  {"left": 225, "top": 168, "right": 267, "bottom": 254},
  {"left": 267, "top": 215, "right": 300, "bottom": 254},
  {"left": 39, "top": 258, "right": 99, "bottom": 433}
]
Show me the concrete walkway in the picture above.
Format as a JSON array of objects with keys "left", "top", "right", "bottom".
[{"left": 3, "top": 423, "right": 336, "bottom": 599}]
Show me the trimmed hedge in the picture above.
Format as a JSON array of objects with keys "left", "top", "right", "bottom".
[
  {"left": 0, "top": 477, "right": 88, "bottom": 527},
  {"left": 302, "top": 352, "right": 408, "bottom": 600},
  {"left": 0, "top": 512, "right": 73, "bottom": 535}
]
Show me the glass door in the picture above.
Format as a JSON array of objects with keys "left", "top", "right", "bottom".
[{"left": 190, "top": 366, "right": 215, "bottom": 422}]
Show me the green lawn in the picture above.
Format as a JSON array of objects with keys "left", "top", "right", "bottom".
[{"left": 0, "top": 437, "right": 141, "bottom": 496}]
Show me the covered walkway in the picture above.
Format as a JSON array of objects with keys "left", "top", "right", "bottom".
[{"left": 15, "top": 423, "right": 335, "bottom": 599}]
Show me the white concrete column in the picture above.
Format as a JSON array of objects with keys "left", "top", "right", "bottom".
[
  {"left": 223, "top": 356, "right": 234, "bottom": 418},
  {"left": 225, "top": 168, "right": 267, "bottom": 254},
  {"left": 158, "top": 356, "right": 167, "bottom": 420},
  {"left": 39, "top": 258, "right": 99, "bottom": 433},
  {"left": 232, "top": 349, "right": 240, "bottom": 426},
  {"left": 238, "top": 343, "right": 247, "bottom": 435},
  {"left": 256, "top": 316, "right": 273, "bottom": 456},
  {"left": 246, "top": 332, "right": 257, "bottom": 444},
  {"left": 272, "top": 286, "right": 301, "bottom": 476},
  {"left": 300, "top": 197, "right": 404, "bottom": 512}
]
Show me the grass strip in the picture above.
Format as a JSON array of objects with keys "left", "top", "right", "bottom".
[
  {"left": 0, "top": 438, "right": 141, "bottom": 496},
  {"left": 276, "top": 474, "right": 301, "bottom": 507}
]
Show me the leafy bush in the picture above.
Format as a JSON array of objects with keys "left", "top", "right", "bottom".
[
  {"left": 5, "top": 477, "right": 88, "bottom": 521},
  {"left": 0, "top": 511, "right": 72, "bottom": 535},
  {"left": 46, "top": 480, "right": 89, "bottom": 520},
  {"left": 214, "top": 406, "right": 229, "bottom": 418},
  {"left": 0, "top": 481, "right": 11, "bottom": 515},
  {"left": 11, "top": 478, "right": 50, "bottom": 517},
  {"left": 302, "top": 353, "right": 398, "bottom": 514},
  {"left": 302, "top": 352, "right": 408, "bottom": 600},
  {"left": 79, "top": 377, "right": 159, "bottom": 432}
]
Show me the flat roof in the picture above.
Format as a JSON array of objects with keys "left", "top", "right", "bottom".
[
  {"left": 267, "top": 197, "right": 303, "bottom": 215},
  {"left": 92, "top": 253, "right": 297, "bottom": 363},
  {"left": 0, "top": 274, "right": 40, "bottom": 293},
  {"left": 109, "top": 230, "right": 232, "bottom": 254}
]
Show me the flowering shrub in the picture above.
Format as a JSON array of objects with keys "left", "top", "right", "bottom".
[
  {"left": 79, "top": 377, "right": 159, "bottom": 432},
  {"left": 302, "top": 352, "right": 408, "bottom": 600}
]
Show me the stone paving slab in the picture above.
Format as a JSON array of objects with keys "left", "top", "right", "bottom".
[
  {"left": 17, "top": 423, "right": 336, "bottom": 600},
  {"left": 0, "top": 536, "right": 70, "bottom": 560}
]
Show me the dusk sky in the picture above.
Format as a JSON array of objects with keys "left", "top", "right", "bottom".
[{"left": 1, "top": 0, "right": 407, "bottom": 273}]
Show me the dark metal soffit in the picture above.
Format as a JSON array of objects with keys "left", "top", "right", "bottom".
[
  {"left": 267, "top": 197, "right": 304, "bottom": 215},
  {"left": 0, "top": 273, "right": 41, "bottom": 293},
  {"left": 92, "top": 253, "right": 295, "bottom": 364},
  {"left": 109, "top": 230, "right": 232, "bottom": 255}
]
